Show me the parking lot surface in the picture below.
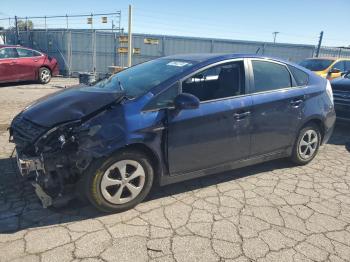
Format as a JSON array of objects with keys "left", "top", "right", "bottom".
[{"left": 1, "top": 78, "right": 350, "bottom": 262}]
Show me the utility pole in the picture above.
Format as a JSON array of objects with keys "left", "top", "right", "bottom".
[
  {"left": 272, "top": 31, "right": 279, "bottom": 44},
  {"left": 14, "top": 15, "right": 19, "bottom": 44},
  {"left": 315, "top": 31, "right": 324, "bottom": 58},
  {"left": 127, "top": 4, "right": 132, "bottom": 67}
]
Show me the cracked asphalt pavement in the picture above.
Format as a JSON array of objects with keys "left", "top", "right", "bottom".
[{"left": 1, "top": 78, "right": 350, "bottom": 262}]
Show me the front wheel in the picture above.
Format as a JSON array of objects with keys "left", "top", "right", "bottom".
[
  {"left": 82, "top": 150, "right": 154, "bottom": 213},
  {"left": 291, "top": 123, "right": 321, "bottom": 165},
  {"left": 38, "top": 67, "right": 52, "bottom": 84}
]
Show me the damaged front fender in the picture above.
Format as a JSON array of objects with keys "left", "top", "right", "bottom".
[{"left": 76, "top": 104, "right": 127, "bottom": 158}]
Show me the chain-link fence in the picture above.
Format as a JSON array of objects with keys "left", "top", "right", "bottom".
[{"left": 1, "top": 28, "right": 350, "bottom": 76}]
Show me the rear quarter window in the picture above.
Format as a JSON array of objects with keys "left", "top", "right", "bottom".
[
  {"left": 287, "top": 65, "right": 309, "bottom": 86},
  {"left": 33, "top": 51, "right": 42, "bottom": 56}
]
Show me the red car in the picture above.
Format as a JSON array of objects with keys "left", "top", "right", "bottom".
[{"left": 0, "top": 45, "right": 59, "bottom": 84}]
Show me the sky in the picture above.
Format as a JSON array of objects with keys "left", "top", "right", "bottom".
[{"left": 0, "top": 0, "right": 349, "bottom": 47}]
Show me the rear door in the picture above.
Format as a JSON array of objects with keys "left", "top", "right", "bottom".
[
  {"left": 248, "top": 59, "right": 306, "bottom": 156},
  {"left": 15, "top": 48, "right": 43, "bottom": 80},
  {"left": 0, "top": 48, "right": 19, "bottom": 82},
  {"left": 166, "top": 59, "right": 253, "bottom": 175}
]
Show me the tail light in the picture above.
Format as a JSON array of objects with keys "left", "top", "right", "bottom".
[{"left": 326, "top": 80, "right": 334, "bottom": 105}]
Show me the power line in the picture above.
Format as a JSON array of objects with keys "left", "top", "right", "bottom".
[{"left": 0, "top": 12, "right": 121, "bottom": 21}]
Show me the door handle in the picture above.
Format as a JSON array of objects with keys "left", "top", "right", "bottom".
[
  {"left": 10, "top": 61, "right": 17, "bottom": 65},
  {"left": 33, "top": 59, "right": 38, "bottom": 62},
  {"left": 290, "top": 98, "right": 304, "bottom": 107},
  {"left": 233, "top": 111, "right": 251, "bottom": 120}
]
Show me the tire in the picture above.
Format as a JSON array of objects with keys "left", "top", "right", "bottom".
[
  {"left": 38, "top": 67, "right": 52, "bottom": 84},
  {"left": 291, "top": 123, "right": 321, "bottom": 165},
  {"left": 82, "top": 150, "right": 154, "bottom": 213}
]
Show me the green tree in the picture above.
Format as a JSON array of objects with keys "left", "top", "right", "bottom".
[{"left": 17, "top": 20, "right": 34, "bottom": 31}]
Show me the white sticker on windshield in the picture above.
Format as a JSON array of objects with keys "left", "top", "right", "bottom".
[{"left": 167, "top": 61, "right": 190, "bottom": 67}]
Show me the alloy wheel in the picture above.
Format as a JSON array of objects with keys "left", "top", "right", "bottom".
[
  {"left": 100, "top": 160, "right": 146, "bottom": 204},
  {"left": 41, "top": 69, "right": 51, "bottom": 83},
  {"left": 298, "top": 130, "right": 318, "bottom": 160}
]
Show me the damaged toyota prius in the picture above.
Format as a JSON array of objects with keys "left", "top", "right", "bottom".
[{"left": 9, "top": 54, "right": 336, "bottom": 212}]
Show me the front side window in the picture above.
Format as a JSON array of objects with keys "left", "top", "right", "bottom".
[
  {"left": 89, "top": 58, "right": 194, "bottom": 98},
  {"left": 0, "top": 48, "right": 18, "bottom": 59},
  {"left": 17, "top": 48, "right": 34, "bottom": 58},
  {"left": 332, "top": 61, "right": 345, "bottom": 72},
  {"left": 252, "top": 60, "right": 291, "bottom": 92},
  {"left": 144, "top": 82, "right": 179, "bottom": 110},
  {"left": 182, "top": 61, "right": 245, "bottom": 102},
  {"left": 299, "top": 59, "right": 334, "bottom": 71},
  {"left": 344, "top": 61, "right": 350, "bottom": 71}
]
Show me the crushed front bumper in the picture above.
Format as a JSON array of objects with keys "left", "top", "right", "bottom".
[
  {"left": 16, "top": 152, "right": 53, "bottom": 207},
  {"left": 15, "top": 152, "right": 75, "bottom": 208},
  {"left": 16, "top": 153, "right": 44, "bottom": 176}
]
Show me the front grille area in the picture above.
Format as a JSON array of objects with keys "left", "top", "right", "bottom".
[
  {"left": 334, "top": 91, "right": 350, "bottom": 103},
  {"left": 10, "top": 114, "right": 47, "bottom": 155}
]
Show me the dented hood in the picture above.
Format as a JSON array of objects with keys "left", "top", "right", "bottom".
[{"left": 21, "top": 85, "right": 125, "bottom": 127}]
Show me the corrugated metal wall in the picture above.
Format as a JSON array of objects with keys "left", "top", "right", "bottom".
[{"left": 3, "top": 29, "right": 350, "bottom": 75}]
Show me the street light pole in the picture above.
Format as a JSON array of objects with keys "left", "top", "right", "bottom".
[
  {"left": 273, "top": 31, "right": 279, "bottom": 44},
  {"left": 127, "top": 4, "right": 132, "bottom": 67},
  {"left": 315, "top": 31, "right": 324, "bottom": 58},
  {"left": 14, "top": 15, "right": 19, "bottom": 44}
]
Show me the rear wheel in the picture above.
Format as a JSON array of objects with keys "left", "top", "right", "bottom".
[
  {"left": 291, "top": 123, "right": 321, "bottom": 165},
  {"left": 82, "top": 150, "right": 154, "bottom": 213},
  {"left": 38, "top": 67, "right": 51, "bottom": 84}
]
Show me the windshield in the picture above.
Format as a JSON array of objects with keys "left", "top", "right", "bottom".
[
  {"left": 91, "top": 58, "right": 194, "bottom": 98},
  {"left": 299, "top": 59, "right": 334, "bottom": 71}
]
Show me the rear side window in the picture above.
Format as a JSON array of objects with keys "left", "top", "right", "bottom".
[
  {"left": 0, "top": 48, "right": 18, "bottom": 59},
  {"left": 252, "top": 60, "right": 291, "bottom": 92},
  {"left": 287, "top": 65, "right": 309, "bottom": 86},
  {"left": 17, "top": 48, "right": 34, "bottom": 57}
]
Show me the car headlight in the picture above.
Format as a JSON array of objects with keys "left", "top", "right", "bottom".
[{"left": 35, "top": 121, "right": 80, "bottom": 153}]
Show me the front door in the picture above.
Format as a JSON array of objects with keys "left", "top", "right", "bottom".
[
  {"left": 167, "top": 60, "right": 252, "bottom": 175},
  {"left": 249, "top": 59, "right": 305, "bottom": 156}
]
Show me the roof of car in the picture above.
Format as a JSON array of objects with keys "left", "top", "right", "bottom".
[
  {"left": 164, "top": 53, "right": 282, "bottom": 63},
  {"left": 304, "top": 57, "right": 350, "bottom": 61},
  {"left": 0, "top": 44, "right": 22, "bottom": 48}
]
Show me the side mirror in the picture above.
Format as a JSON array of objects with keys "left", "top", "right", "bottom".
[
  {"left": 341, "top": 71, "right": 348, "bottom": 77},
  {"left": 329, "top": 68, "right": 341, "bottom": 74},
  {"left": 174, "top": 93, "right": 200, "bottom": 111}
]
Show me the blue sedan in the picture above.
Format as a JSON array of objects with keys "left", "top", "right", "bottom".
[{"left": 10, "top": 53, "right": 336, "bottom": 212}]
